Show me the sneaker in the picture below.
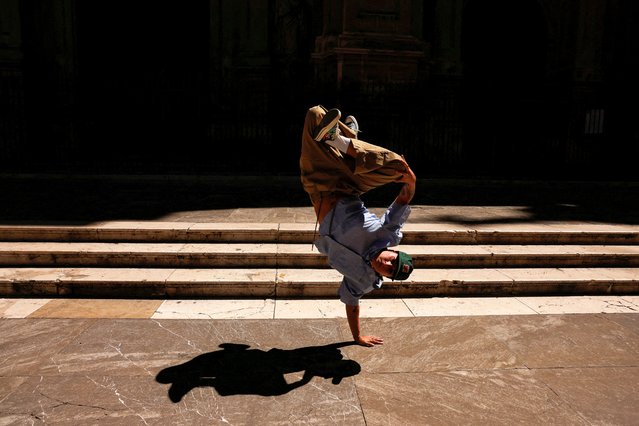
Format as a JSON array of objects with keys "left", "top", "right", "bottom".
[
  {"left": 344, "top": 115, "right": 360, "bottom": 133},
  {"left": 314, "top": 108, "right": 341, "bottom": 141}
]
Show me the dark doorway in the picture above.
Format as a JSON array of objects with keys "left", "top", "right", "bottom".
[
  {"left": 75, "top": 1, "right": 210, "bottom": 172},
  {"left": 461, "top": 0, "right": 547, "bottom": 177}
]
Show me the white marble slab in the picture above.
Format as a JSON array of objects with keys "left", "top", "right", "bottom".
[
  {"left": 403, "top": 297, "right": 537, "bottom": 317},
  {"left": 275, "top": 298, "right": 414, "bottom": 319},
  {"left": 152, "top": 299, "right": 275, "bottom": 319},
  {"left": 275, "top": 299, "right": 345, "bottom": 318},
  {"left": 516, "top": 296, "right": 639, "bottom": 314},
  {"left": 0, "top": 298, "right": 51, "bottom": 318}
]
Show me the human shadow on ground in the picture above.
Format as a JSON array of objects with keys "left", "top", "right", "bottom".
[{"left": 155, "top": 342, "right": 360, "bottom": 401}]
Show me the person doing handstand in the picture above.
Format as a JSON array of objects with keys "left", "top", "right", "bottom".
[{"left": 300, "top": 105, "right": 416, "bottom": 347}]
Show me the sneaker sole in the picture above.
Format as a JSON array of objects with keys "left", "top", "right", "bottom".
[{"left": 314, "top": 109, "right": 341, "bottom": 141}]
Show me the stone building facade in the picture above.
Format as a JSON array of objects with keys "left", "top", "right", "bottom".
[{"left": 0, "top": 0, "right": 636, "bottom": 178}]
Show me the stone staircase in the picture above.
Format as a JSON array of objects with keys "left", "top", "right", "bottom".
[{"left": 0, "top": 222, "right": 638, "bottom": 298}]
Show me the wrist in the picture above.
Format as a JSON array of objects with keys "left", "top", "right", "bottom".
[{"left": 395, "top": 183, "right": 415, "bottom": 205}]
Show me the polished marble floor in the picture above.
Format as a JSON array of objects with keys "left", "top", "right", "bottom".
[
  {"left": 1, "top": 308, "right": 638, "bottom": 425},
  {"left": 2, "top": 298, "right": 639, "bottom": 424}
]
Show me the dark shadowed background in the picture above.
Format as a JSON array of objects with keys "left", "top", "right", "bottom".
[{"left": 1, "top": 0, "right": 637, "bottom": 179}]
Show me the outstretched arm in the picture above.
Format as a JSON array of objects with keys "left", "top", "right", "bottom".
[{"left": 346, "top": 305, "right": 384, "bottom": 347}]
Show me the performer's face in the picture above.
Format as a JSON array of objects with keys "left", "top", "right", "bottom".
[{"left": 371, "top": 250, "right": 398, "bottom": 278}]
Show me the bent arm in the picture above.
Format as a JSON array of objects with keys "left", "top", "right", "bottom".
[{"left": 394, "top": 159, "right": 416, "bottom": 206}]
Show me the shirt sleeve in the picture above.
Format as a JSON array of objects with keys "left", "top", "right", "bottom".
[
  {"left": 363, "top": 202, "right": 411, "bottom": 261},
  {"left": 382, "top": 202, "right": 411, "bottom": 232},
  {"left": 315, "top": 235, "right": 382, "bottom": 305},
  {"left": 339, "top": 277, "right": 370, "bottom": 306}
]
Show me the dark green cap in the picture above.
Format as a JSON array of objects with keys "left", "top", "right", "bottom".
[{"left": 392, "top": 251, "right": 414, "bottom": 281}]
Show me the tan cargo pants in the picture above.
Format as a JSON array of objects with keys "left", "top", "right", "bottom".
[{"left": 300, "top": 105, "right": 408, "bottom": 221}]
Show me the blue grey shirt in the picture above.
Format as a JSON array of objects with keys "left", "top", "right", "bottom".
[{"left": 314, "top": 196, "right": 411, "bottom": 305}]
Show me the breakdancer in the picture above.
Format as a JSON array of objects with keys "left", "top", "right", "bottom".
[{"left": 300, "top": 105, "right": 416, "bottom": 347}]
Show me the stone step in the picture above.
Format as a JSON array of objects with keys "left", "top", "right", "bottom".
[
  {"left": 1, "top": 222, "right": 638, "bottom": 245},
  {"left": 0, "top": 267, "right": 636, "bottom": 298},
  {"left": 1, "top": 242, "right": 639, "bottom": 268}
]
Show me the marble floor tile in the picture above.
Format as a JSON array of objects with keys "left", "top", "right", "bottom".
[
  {"left": 341, "top": 317, "right": 523, "bottom": 373},
  {"left": 533, "top": 367, "right": 639, "bottom": 425},
  {"left": 355, "top": 370, "right": 586, "bottom": 426},
  {"left": 475, "top": 314, "right": 639, "bottom": 368},
  {"left": 37, "top": 319, "right": 235, "bottom": 377},
  {"left": 403, "top": 296, "right": 537, "bottom": 317},
  {"left": 7, "top": 297, "right": 639, "bottom": 320},
  {"left": 152, "top": 299, "right": 275, "bottom": 319},
  {"left": 275, "top": 298, "right": 413, "bottom": 319},
  {"left": 28, "top": 298, "right": 163, "bottom": 318},
  {"left": 0, "top": 319, "right": 94, "bottom": 376},
  {"left": 35, "top": 319, "right": 348, "bottom": 377},
  {"left": 359, "top": 298, "right": 414, "bottom": 318},
  {"left": 0, "top": 298, "right": 50, "bottom": 318},
  {"left": 0, "top": 373, "right": 364, "bottom": 425},
  {"left": 275, "top": 298, "right": 346, "bottom": 318},
  {"left": 0, "top": 377, "right": 27, "bottom": 402},
  {"left": 516, "top": 295, "right": 639, "bottom": 314},
  {"left": 602, "top": 312, "right": 639, "bottom": 336}
]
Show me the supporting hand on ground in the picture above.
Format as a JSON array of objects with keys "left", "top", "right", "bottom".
[
  {"left": 355, "top": 335, "right": 385, "bottom": 347},
  {"left": 346, "top": 304, "right": 384, "bottom": 347}
]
